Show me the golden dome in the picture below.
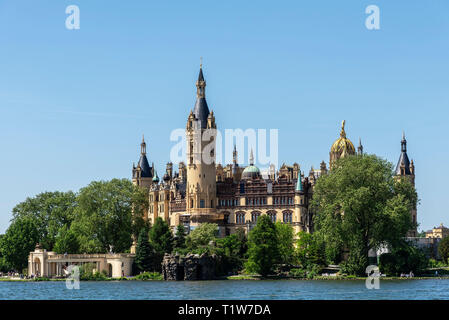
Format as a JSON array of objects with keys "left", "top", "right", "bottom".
[{"left": 330, "top": 120, "right": 355, "bottom": 155}]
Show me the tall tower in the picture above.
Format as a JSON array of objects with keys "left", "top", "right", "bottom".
[
  {"left": 186, "top": 64, "right": 218, "bottom": 228},
  {"left": 132, "top": 135, "right": 154, "bottom": 189},
  {"left": 395, "top": 132, "right": 417, "bottom": 237}
]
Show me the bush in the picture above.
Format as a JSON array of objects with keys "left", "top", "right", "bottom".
[
  {"left": 135, "top": 272, "right": 163, "bottom": 280},
  {"left": 289, "top": 268, "right": 307, "bottom": 278}
]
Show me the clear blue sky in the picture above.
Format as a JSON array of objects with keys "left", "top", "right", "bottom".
[{"left": 0, "top": 0, "right": 448, "bottom": 233}]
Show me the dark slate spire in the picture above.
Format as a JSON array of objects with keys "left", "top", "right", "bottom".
[
  {"left": 395, "top": 132, "right": 411, "bottom": 175},
  {"left": 138, "top": 135, "right": 153, "bottom": 178},
  {"left": 357, "top": 138, "right": 363, "bottom": 155},
  {"left": 193, "top": 63, "right": 210, "bottom": 129}
]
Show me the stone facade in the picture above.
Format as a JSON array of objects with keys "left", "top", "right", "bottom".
[
  {"left": 162, "top": 253, "right": 218, "bottom": 280},
  {"left": 28, "top": 244, "right": 134, "bottom": 278}
]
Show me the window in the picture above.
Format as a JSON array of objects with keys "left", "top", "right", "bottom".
[
  {"left": 190, "top": 199, "right": 194, "bottom": 208},
  {"left": 211, "top": 200, "right": 214, "bottom": 208},
  {"left": 200, "top": 199, "right": 205, "bottom": 208},
  {"left": 240, "top": 182, "right": 245, "bottom": 194},
  {"left": 283, "top": 211, "right": 292, "bottom": 223},
  {"left": 251, "top": 212, "right": 260, "bottom": 223},
  {"left": 236, "top": 212, "right": 245, "bottom": 224},
  {"left": 268, "top": 212, "right": 277, "bottom": 223}
]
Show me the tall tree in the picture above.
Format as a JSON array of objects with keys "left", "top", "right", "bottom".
[
  {"left": 11, "top": 191, "right": 77, "bottom": 250},
  {"left": 71, "top": 179, "right": 147, "bottom": 253},
  {"left": 173, "top": 224, "right": 187, "bottom": 250},
  {"left": 313, "top": 154, "right": 418, "bottom": 275},
  {"left": 149, "top": 218, "right": 174, "bottom": 271},
  {"left": 275, "top": 222, "right": 295, "bottom": 265},
  {"left": 0, "top": 217, "right": 39, "bottom": 271},
  {"left": 134, "top": 228, "right": 154, "bottom": 273},
  {"left": 438, "top": 236, "right": 449, "bottom": 264},
  {"left": 245, "top": 215, "right": 279, "bottom": 277},
  {"left": 150, "top": 217, "right": 174, "bottom": 254},
  {"left": 53, "top": 226, "right": 79, "bottom": 254}
]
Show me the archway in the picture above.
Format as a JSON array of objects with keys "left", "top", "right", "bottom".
[{"left": 107, "top": 263, "right": 113, "bottom": 277}]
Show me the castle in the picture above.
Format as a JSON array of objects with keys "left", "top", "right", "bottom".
[{"left": 131, "top": 66, "right": 417, "bottom": 239}]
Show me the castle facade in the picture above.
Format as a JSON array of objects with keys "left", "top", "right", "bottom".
[{"left": 132, "top": 66, "right": 417, "bottom": 238}]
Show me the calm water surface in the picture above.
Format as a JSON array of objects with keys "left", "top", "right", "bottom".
[{"left": 1, "top": 279, "right": 448, "bottom": 300}]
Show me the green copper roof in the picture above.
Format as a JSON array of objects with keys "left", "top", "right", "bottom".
[
  {"left": 296, "top": 172, "right": 303, "bottom": 192},
  {"left": 242, "top": 165, "right": 261, "bottom": 180},
  {"left": 152, "top": 171, "right": 160, "bottom": 182}
]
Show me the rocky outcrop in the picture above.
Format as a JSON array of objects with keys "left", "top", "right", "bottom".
[{"left": 162, "top": 253, "right": 218, "bottom": 280}]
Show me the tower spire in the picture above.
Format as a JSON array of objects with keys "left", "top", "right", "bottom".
[
  {"left": 233, "top": 144, "right": 238, "bottom": 165},
  {"left": 358, "top": 137, "right": 363, "bottom": 155},
  {"left": 141, "top": 135, "right": 146, "bottom": 154},
  {"left": 401, "top": 131, "right": 407, "bottom": 152}
]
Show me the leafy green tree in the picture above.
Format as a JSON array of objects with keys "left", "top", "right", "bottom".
[
  {"left": 173, "top": 225, "right": 187, "bottom": 250},
  {"left": 134, "top": 228, "right": 155, "bottom": 273},
  {"left": 11, "top": 191, "right": 77, "bottom": 250},
  {"left": 275, "top": 222, "right": 295, "bottom": 265},
  {"left": 185, "top": 223, "right": 218, "bottom": 252},
  {"left": 215, "top": 234, "right": 245, "bottom": 275},
  {"left": 148, "top": 218, "right": 174, "bottom": 271},
  {"left": 150, "top": 217, "right": 174, "bottom": 254},
  {"left": 71, "top": 179, "right": 147, "bottom": 253},
  {"left": 295, "top": 231, "right": 326, "bottom": 267},
  {"left": 234, "top": 227, "right": 248, "bottom": 258},
  {"left": 312, "top": 155, "right": 417, "bottom": 276},
  {"left": 0, "top": 217, "right": 39, "bottom": 271},
  {"left": 53, "top": 226, "right": 79, "bottom": 254},
  {"left": 379, "top": 241, "right": 428, "bottom": 276},
  {"left": 438, "top": 236, "right": 449, "bottom": 264},
  {"left": 245, "top": 215, "right": 279, "bottom": 277}
]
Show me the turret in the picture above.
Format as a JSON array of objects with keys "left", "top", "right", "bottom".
[{"left": 186, "top": 63, "right": 218, "bottom": 229}]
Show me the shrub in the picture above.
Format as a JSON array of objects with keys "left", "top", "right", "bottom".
[{"left": 135, "top": 272, "right": 163, "bottom": 280}]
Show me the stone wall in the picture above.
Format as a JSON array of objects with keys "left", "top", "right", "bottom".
[{"left": 162, "top": 253, "right": 217, "bottom": 280}]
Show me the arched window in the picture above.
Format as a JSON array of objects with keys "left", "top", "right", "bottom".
[
  {"left": 283, "top": 211, "right": 293, "bottom": 223},
  {"left": 251, "top": 211, "right": 261, "bottom": 223},
  {"left": 267, "top": 211, "right": 277, "bottom": 223},
  {"left": 236, "top": 212, "right": 245, "bottom": 224}
]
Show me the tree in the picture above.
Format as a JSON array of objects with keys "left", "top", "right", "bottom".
[
  {"left": 150, "top": 217, "right": 174, "bottom": 254},
  {"left": 185, "top": 223, "right": 218, "bottom": 253},
  {"left": 53, "top": 226, "right": 79, "bottom": 254},
  {"left": 70, "top": 179, "right": 147, "bottom": 253},
  {"left": 215, "top": 234, "right": 245, "bottom": 275},
  {"left": 149, "top": 218, "right": 174, "bottom": 271},
  {"left": 245, "top": 215, "right": 279, "bottom": 277},
  {"left": 275, "top": 222, "right": 295, "bottom": 265},
  {"left": 134, "top": 228, "right": 154, "bottom": 273},
  {"left": 438, "top": 236, "right": 449, "bottom": 264},
  {"left": 0, "top": 217, "right": 39, "bottom": 271},
  {"left": 173, "top": 225, "right": 187, "bottom": 250},
  {"left": 295, "top": 231, "right": 326, "bottom": 268},
  {"left": 313, "top": 155, "right": 417, "bottom": 275},
  {"left": 379, "top": 240, "right": 428, "bottom": 276},
  {"left": 11, "top": 191, "right": 77, "bottom": 250}
]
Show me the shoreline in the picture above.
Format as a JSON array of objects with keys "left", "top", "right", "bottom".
[{"left": 1, "top": 275, "right": 449, "bottom": 282}]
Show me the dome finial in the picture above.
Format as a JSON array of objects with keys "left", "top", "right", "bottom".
[
  {"left": 340, "top": 120, "right": 346, "bottom": 138},
  {"left": 249, "top": 148, "right": 254, "bottom": 166}
]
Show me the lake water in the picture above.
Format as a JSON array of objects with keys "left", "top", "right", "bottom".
[{"left": 1, "top": 279, "right": 449, "bottom": 300}]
